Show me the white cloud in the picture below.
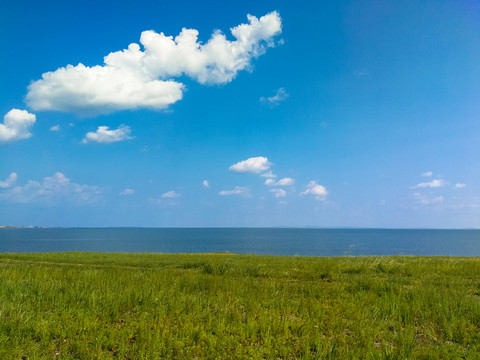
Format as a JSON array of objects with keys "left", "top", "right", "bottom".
[
  {"left": 353, "top": 69, "right": 369, "bottom": 77},
  {"left": 265, "top": 177, "right": 295, "bottom": 186},
  {"left": 119, "top": 188, "right": 134, "bottom": 195},
  {"left": 260, "top": 170, "right": 276, "bottom": 178},
  {"left": 0, "top": 109, "right": 36, "bottom": 144},
  {"left": 411, "top": 179, "right": 447, "bottom": 189},
  {"left": 412, "top": 192, "right": 444, "bottom": 205},
  {"left": 149, "top": 190, "right": 181, "bottom": 206},
  {"left": 0, "top": 172, "right": 101, "bottom": 204},
  {"left": 276, "top": 177, "right": 295, "bottom": 186},
  {"left": 260, "top": 87, "right": 289, "bottom": 106},
  {"left": 270, "top": 188, "right": 286, "bottom": 198},
  {"left": 229, "top": 156, "right": 272, "bottom": 173},
  {"left": 50, "top": 125, "right": 60, "bottom": 132},
  {"left": 265, "top": 178, "right": 275, "bottom": 186},
  {"left": 28, "top": 64, "right": 184, "bottom": 116},
  {"left": 0, "top": 173, "right": 17, "bottom": 189},
  {"left": 448, "top": 201, "right": 480, "bottom": 210},
  {"left": 161, "top": 190, "right": 181, "bottom": 198},
  {"left": 454, "top": 183, "right": 466, "bottom": 189},
  {"left": 421, "top": 171, "right": 433, "bottom": 177},
  {"left": 202, "top": 180, "right": 209, "bottom": 188},
  {"left": 26, "top": 12, "right": 282, "bottom": 116},
  {"left": 82, "top": 125, "right": 133, "bottom": 144},
  {"left": 301, "top": 180, "right": 328, "bottom": 200},
  {"left": 219, "top": 186, "right": 251, "bottom": 197}
]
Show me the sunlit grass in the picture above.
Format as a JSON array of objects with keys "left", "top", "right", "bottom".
[{"left": 0, "top": 253, "right": 479, "bottom": 359}]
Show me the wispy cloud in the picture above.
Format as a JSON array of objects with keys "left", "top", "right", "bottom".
[
  {"left": 276, "top": 177, "right": 295, "bottom": 186},
  {"left": 26, "top": 12, "right": 282, "bottom": 116},
  {"left": 260, "top": 170, "right": 276, "bottom": 179},
  {"left": 301, "top": 180, "right": 327, "bottom": 200},
  {"left": 454, "top": 183, "right": 466, "bottom": 189},
  {"left": 270, "top": 188, "right": 286, "bottom": 198},
  {"left": 411, "top": 179, "right": 447, "bottom": 189},
  {"left": 0, "top": 172, "right": 101, "bottom": 204},
  {"left": 421, "top": 171, "right": 433, "bottom": 177},
  {"left": 0, "top": 109, "right": 36, "bottom": 145},
  {"left": 260, "top": 87, "right": 289, "bottom": 107},
  {"left": 202, "top": 180, "right": 210, "bottom": 188},
  {"left": 412, "top": 192, "right": 444, "bottom": 205},
  {"left": 82, "top": 125, "right": 133, "bottom": 144},
  {"left": 148, "top": 190, "right": 182, "bottom": 207},
  {"left": 119, "top": 188, "right": 134, "bottom": 196},
  {"left": 265, "top": 177, "right": 295, "bottom": 186},
  {"left": 0, "top": 173, "right": 17, "bottom": 189},
  {"left": 50, "top": 125, "right": 60, "bottom": 132},
  {"left": 264, "top": 178, "right": 275, "bottom": 185},
  {"left": 161, "top": 190, "right": 181, "bottom": 199},
  {"left": 353, "top": 69, "right": 369, "bottom": 77},
  {"left": 229, "top": 156, "right": 272, "bottom": 173},
  {"left": 219, "top": 186, "right": 251, "bottom": 197}
]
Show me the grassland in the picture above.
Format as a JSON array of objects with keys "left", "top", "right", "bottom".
[{"left": 0, "top": 253, "right": 479, "bottom": 359}]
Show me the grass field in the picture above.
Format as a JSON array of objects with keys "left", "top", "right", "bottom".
[{"left": 0, "top": 253, "right": 479, "bottom": 359}]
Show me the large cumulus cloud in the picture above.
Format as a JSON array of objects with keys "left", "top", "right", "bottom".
[{"left": 26, "top": 12, "right": 282, "bottom": 116}]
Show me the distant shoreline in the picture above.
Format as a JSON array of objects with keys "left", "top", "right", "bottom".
[{"left": 1, "top": 226, "right": 479, "bottom": 230}]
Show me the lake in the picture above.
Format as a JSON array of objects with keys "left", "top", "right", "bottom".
[{"left": 0, "top": 228, "right": 479, "bottom": 256}]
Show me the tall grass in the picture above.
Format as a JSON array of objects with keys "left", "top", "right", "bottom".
[{"left": 0, "top": 253, "right": 479, "bottom": 359}]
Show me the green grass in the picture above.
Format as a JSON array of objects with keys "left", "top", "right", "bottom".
[{"left": 0, "top": 253, "right": 479, "bottom": 359}]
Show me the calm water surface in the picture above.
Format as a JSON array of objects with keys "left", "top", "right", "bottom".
[{"left": 0, "top": 228, "right": 479, "bottom": 256}]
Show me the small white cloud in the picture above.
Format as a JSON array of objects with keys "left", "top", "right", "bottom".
[
  {"left": 260, "top": 87, "right": 289, "bottom": 106},
  {"left": 353, "top": 69, "right": 369, "bottom": 76},
  {"left": 229, "top": 156, "right": 272, "bottom": 173},
  {"left": 50, "top": 125, "right": 60, "bottom": 132},
  {"left": 119, "top": 188, "right": 134, "bottom": 195},
  {"left": 0, "top": 172, "right": 101, "bottom": 204},
  {"left": 412, "top": 192, "right": 444, "bottom": 205},
  {"left": 301, "top": 180, "right": 328, "bottom": 200},
  {"left": 431, "top": 196, "right": 444, "bottom": 204},
  {"left": 270, "top": 188, "right": 286, "bottom": 198},
  {"left": 149, "top": 194, "right": 180, "bottom": 206},
  {"left": 82, "top": 125, "right": 133, "bottom": 144},
  {"left": 0, "top": 109, "right": 36, "bottom": 144},
  {"left": 0, "top": 173, "right": 17, "bottom": 189},
  {"left": 275, "top": 177, "right": 295, "bottom": 186},
  {"left": 421, "top": 171, "right": 433, "bottom": 177},
  {"left": 265, "top": 177, "right": 295, "bottom": 186},
  {"left": 448, "top": 201, "right": 480, "bottom": 210},
  {"left": 260, "top": 170, "right": 276, "bottom": 178},
  {"left": 202, "top": 180, "right": 209, "bottom": 188},
  {"left": 161, "top": 190, "right": 181, "bottom": 198},
  {"left": 411, "top": 179, "right": 447, "bottom": 189},
  {"left": 454, "top": 183, "right": 466, "bottom": 189},
  {"left": 26, "top": 12, "right": 282, "bottom": 116},
  {"left": 265, "top": 178, "right": 275, "bottom": 186},
  {"left": 219, "top": 186, "right": 250, "bottom": 197}
]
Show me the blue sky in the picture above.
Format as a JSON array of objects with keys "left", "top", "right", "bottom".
[{"left": 1, "top": 0, "right": 479, "bottom": 228}]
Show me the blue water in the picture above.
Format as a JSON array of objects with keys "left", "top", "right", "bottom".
[{"left": 0, "top": 228, "right": 479, "bottom": 256}]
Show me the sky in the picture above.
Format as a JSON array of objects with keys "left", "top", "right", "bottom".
[{"left": 1, "top": 0, "right": 479, "bottom": 228}]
